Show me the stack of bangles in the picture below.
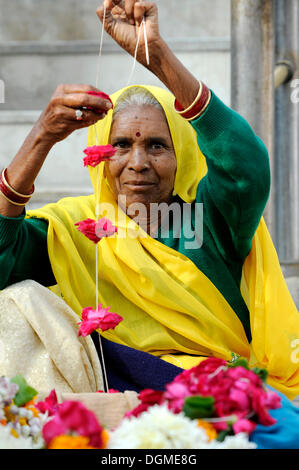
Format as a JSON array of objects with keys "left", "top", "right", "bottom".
[
  {"left": 0, "top": 168, "right": 34, "bottom": 206},
  {"left": 174, "top": 80, "right": 211, "bottom": 121}
]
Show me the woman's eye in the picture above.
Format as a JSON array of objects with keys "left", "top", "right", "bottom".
[
  {"left": 150, "top": 141, "right": 165, "bottom": 150},
  {"left": 113, "top": 140, "right": 130, "bottom": 149}
]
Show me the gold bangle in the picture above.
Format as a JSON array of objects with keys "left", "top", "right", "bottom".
[
  {"left": 1, "top": 168, "right": 33, "bottom": 199},
  {"left": 186, "top": 90, "right": 212, "bottom": 121},
  {"left": 176, "top": 81, "right": 203, "bottom": 115},
  {"left": 0, "top": 189, "right": 28, "bottom": 206}
]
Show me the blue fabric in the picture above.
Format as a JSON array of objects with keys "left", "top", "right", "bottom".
[
  {"left": 93, "top": 335, "right": 299, "bottom": 449},
  {"left": 92, "top": 334, "right": 182, "bottom": 393},
  {"left": 250, "top": 386, "right": 299, "bottom": 449}
]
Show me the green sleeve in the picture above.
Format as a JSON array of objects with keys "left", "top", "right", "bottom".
[
  {"left": 190, "top": 92, "right": 271, "bottom": 261},
  {"left": 0, "top": 211, "right": 56, "bottom": 290}
]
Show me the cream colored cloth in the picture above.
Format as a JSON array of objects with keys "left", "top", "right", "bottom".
[
  {"left": 57, "top": 391, "right": 140, "bottom": 430},
  {"left": 0, "top": 280, "right": 103, "bottom": 399}
]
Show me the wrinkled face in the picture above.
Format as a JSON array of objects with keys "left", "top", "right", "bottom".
[{"left": 106, "top": 105, "right": 177, "bottom": 211}]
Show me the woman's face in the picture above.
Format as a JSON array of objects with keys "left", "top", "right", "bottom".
[{"left": 106, "top": 105, "right": 177, "bottom": 211}]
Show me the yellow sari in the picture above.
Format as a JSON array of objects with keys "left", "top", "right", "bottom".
[{"left": 27, "top": 85, "right": 299, "bottom": 399}]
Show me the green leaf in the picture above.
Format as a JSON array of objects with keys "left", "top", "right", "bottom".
[
  {"left": 216, "top": 430, "right": 231, "bottom": 442},
  {"left": 228, "top": 358, "right": 249, "bottom": 369},
  {"left": 252, "top": 367, "right": 268, "bottom": 382},
  {"left": 11, "top": 375, "right": 37, "bottom": 407},
  {"left": 183, "top": 395, "right": 215, "bottom": 419}
]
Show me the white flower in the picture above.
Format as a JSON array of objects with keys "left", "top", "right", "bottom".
[
  {"left": 108, "top": 404, "right": 210, "bottom": 449},
  {"left": 209, "top": 433, "right": 257, "bottom": 449},
  {"left": 108, "top": 404, "right": 257, "bottom": 450},
  {"left": 0, "top": 377, "right": 18, "bottom": 405},
  {"left": 0, "top": 425, "right": 43, "bottom": 449}
]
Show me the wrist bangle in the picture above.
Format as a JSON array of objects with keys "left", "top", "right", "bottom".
[
  {"left": 185, "top": 89, "right": 212, "bottom": 121},
  {"left": 1, "top": 168, "right": 34, "bottom": 198},
  {"left": 175, "top": 82, "right": 203, "bottom": 115},
  {"left": 174, "top": 81, "right": 211, "bottom": 121},
  {"left": 0, "top": 168, "right": 34, "bottom": 206}
]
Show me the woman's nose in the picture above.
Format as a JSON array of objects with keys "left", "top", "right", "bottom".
[{"left": 127, "top": 146, "right": 150, "bottom": 172}]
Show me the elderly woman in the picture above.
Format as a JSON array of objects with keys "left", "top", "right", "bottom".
[{"left": 0, "top": 0, "right": 299, "bottom": 447}]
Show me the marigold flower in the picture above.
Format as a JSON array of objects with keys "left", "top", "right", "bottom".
[
  {"left": 48, "top": 435, "right": 95, "bottom": 449},
  {"left": 83, "top": 145, "right": 116, "bottom": 167},
  {"left": 197, "top": 420, "right": 218, "bottom": 441}
]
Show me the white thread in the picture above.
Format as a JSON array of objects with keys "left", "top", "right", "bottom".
[
  {"left": 126, "top": 21, "right": 143, "bottom": 86},
  {"left": 142, "top": 17, "right": 150, "bottom": 65},
  {"left": 96, "top": 2, "right": 106, "bottom": 89},
  {"left": 94, "top": 3, "right": 110, "bottom": 393}
]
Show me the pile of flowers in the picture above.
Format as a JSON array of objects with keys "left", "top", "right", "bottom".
[
  {"left": 0, "top": 375, "right": 47, "bottom": 448},
  {"left": 121, "top": 357, "right": 281, "bottom": 446},
  {"left": 0, "top": 357, "right": 282, "bottom": 449}
]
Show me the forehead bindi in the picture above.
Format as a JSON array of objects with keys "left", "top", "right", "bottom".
[{"left": 110, "top": 106, "right": 171, "bottom": 140}]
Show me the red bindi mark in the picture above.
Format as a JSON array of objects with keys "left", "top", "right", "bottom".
[{"left": 136, "top": 132, "right": 141, "bottom": 137}]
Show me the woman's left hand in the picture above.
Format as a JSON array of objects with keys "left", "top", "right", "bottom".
[{"left": 96, "top": 1, "right": 161, "bottom": 66}]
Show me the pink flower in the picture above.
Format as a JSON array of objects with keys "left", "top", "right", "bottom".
[
  {"left": 83, "top": 145, "right": 116, "bottom": 167},
  {"left": 78, "top": 304, "right": 123, "bottom": 337},
  {"left": 164, "top": 382, "right": 191, "bottom": 413},
  {"left": 75, "top": 217, "right": 117, "bottom": 244},
  {"left": 264, "top": 389, "right": 282, "bottom": 410},
  {"left": 42, "top": 400, "right": 104, "bottom": 448},
  {"left": 160, "top": 357, "right": 281, "bottom": 435},
  {"left": 251, "top": 387, "right": 277, "bottom": 426},
  {"left": 95, "top": 217, "right": 117, "bottom": 238},
  {"left": 97, "top": 389, "right": 120, "bottom": 393},
  {"left": 233, "top": 418, "right": 257, "bottom": 434},
  {"left": 75, "top": 218, "right": 101, "bottom": 244},
  {"left": 35, "top": 389, "right": 59, "bottom": 416}
]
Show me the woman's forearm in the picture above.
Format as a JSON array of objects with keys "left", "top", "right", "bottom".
[
  {"left": 0, "top": 123, "right": 54, "bottom": 218},
  {"left": 149, "top": 39, "right": 200, "bottom": 110}
]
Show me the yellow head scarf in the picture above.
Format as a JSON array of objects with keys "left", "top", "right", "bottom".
[{"left": 28, "top": 85, "right": 299, "bottom": 399}]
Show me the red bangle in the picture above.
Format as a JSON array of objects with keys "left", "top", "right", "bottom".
[
  {"left": 0, "top": 168, "right": 34, "bottom": 206},
  {"left": 175, "top": 81, "right": 211, "bottom": 121}
]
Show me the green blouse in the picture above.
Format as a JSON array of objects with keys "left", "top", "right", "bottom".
[{"left": 0, "top": 92, "right": 270, "bottom": 343}]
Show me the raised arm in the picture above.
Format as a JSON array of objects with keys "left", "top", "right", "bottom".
[{"left": 97, "top": 0, "right": 270, "bottom": 260}]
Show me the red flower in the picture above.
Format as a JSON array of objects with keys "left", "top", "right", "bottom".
[
  {"left": 75, "top": 217, "right": 117, "bottom": 244},
  {"left": 85, "top": 90, "right": 113, "bottom": 114},
  {"left": 78, "top": 304, "right": 123, "bottom": 337},
  {"left": 125, "top": 402, "right": 151, "bottom": 418},
  {"left": 138, "top": 389, "right": 164, "bottom": 405},
  {"left": 42, "top": 400, "right": 105, "bottom": 448},
  {"left": 36, "top": 389, "right": 59, "bottom": 416},
  {"left": 83, "top": 145, "right": 116, "bottom": 167},
  {"left": 97, "top": 389, "right": 120, "bottom": 393}
]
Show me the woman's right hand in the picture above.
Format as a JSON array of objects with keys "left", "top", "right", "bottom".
[
  {"left": 96, "top": 1, "right": 161, "bottom": 66},
  {"left": 37, "top": 83, "right": 113, "bottom": 145}
]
